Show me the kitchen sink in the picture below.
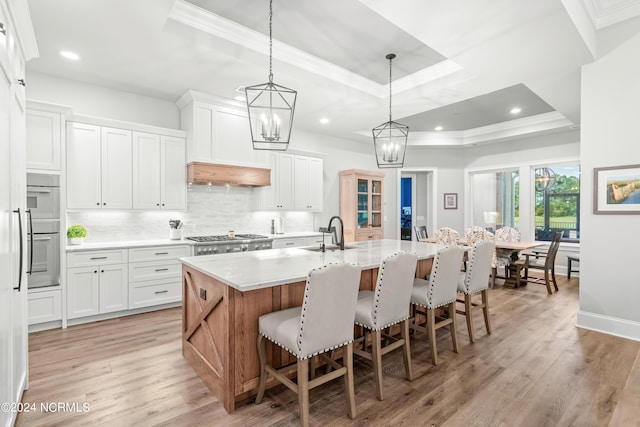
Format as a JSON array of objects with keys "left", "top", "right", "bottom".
[{"left": 301, "top": 245, "right": 357, "bottom": 252}]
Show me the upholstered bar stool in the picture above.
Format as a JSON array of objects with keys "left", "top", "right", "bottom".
[
  {"left": 353, "top": 252, "right": 418, "bottom": 401},
  {"left": 411, "top": 245, "right": 465, "bottom": 365},
  {"left": 456, "top": 240, "right": 495, "bottom": 343},
  {"left": 255, "top": 263, "right": 361, "bottom": 427}
]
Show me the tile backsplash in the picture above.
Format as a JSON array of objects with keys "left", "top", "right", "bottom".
[{"left": 66, "top": 185, "right": 316, "bottom": 243}]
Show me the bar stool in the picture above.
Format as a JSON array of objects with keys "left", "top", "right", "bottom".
[
  {"left": 353, "top": 252, "right": 418, "bottom": 401},
  {"left": 411, "top": 245, "right": 465, "bottom": 365},
  {"left": 255, "top": 263, "right": 361, "bottom": 427},
  {"left": 456, "top": 240, "right": 495, "bottom": 343}
]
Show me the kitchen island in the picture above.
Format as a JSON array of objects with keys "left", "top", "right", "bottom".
[{"left": 179, "top": 239, "right": 444, "bottom": 413}]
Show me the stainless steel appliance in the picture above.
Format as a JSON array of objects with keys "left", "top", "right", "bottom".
[
  {"left": 186, "top": 234, "right": 273, "bottom": 256},
  {"left": 26, "top": 174, "right": 61, "bottom": 289}
]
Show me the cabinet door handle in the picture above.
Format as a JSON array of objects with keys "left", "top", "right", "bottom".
[
  {"left": 18, "top": 79, "right": 26, "bottom": 87},
  {"left": 13, "top": 209, "right": 23, "bottom": 291},
  {"left": 155, "top": 252, "right": 169, "bottom": 255},
  {"left": 156, "top": 203, "right": 160, "bottom": 207},
  {"left": 101, "top": 270, "right": 104, "bottom": 273},
  {"left": 96, "top": 202, "right": 100, "bottom": 206},
  {"left": 27, "top": 209, "right": 33, "bottom": 275},
  {"left": 154, "top": 268, "right": 169, "bottom": 272},
  {"left": 94, "top": 270, "right": 98, "bottom": 274},
  {"left": 154, "top": 290, "right": 169, "bottom": 294},
  {"left": 90, "top": 256, "right": 108, "bottom": 260}
]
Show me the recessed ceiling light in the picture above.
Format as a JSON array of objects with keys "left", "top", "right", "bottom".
[
  {"left": 60, "top": 50, "right": 80, "bottom": 61},
  {"left": 434, "top": 126, "right": 443, "bottom": 131},
  {"left": 320, "top": 118, "right": 330, "bottom": 125},
  {"left": 510, "top": 107, "right": 522, "bottom": 115},
  {"left": 234, "top": 95, "right": 245, "bottom": 101}
]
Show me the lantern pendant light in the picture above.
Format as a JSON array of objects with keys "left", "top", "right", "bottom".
[
  {"left": 245, "top": 0, "right": 297, "bottom": 151},
  {"left": 535, "top": 167, "right": 557, "bottom": 191},
  {"left": 372, "top": 53, "right": 408, "bottom": 168}
]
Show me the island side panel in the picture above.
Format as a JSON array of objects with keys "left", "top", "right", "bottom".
[{"left": 182, "top": 265, "right": 236, "bottom": 412}]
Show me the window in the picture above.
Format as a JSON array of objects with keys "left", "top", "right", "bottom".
[
  {"left": 469, "top": 169, "right": 519, "bottom": 232},
  {"left": 534, "top": 164, "right": 580, "bottom": 242}
]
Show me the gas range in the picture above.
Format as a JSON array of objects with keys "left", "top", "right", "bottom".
[{"left": 186, "top": 234, "right": 273, "bottom": 256}]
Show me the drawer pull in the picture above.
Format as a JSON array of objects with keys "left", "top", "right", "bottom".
[
  {"left": 155, "top": 252, "right": 169, "bottom": 255},
  {"left": 154, "top": 290, "right": 169, "bottom": 294},
  {"left": 90, "top": 256, "right": 108, "bottom": 260},
  {"left": 285, "top": 242, "right": 294, "bottom": 245},
  {"left": 154, "top": 268, "right": 169, "bottom": 272}
]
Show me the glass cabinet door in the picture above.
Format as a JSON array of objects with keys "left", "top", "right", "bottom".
[
  {"left": 371, "top": 179, "right": 382, "bottom": 228},
  {"left": 357, "top": 179, "right": 369, "bottom": 228}
]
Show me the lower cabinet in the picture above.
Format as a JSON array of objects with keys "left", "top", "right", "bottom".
[
  {"left": 28, "top": 289, "right": 62, "bottom": 324},
  {"left": 67, "top": 263, "right": 127, "bottom": 319},
  {"left": 272, "top": 237, "right": 306, "bottom": 249}
]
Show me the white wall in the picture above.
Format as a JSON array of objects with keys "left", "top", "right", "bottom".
[
  {"left": 26, "top": 71, "right": 180, "bottom": 129},
  {"left": 579, "top": 33, "right": 640, "bottom": 341}
]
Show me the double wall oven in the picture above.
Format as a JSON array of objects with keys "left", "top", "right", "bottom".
[
  {"left": 186, "top": 234, "right": 273, "bottom": 256},
  {"left": 26, "top": 174, "right": 61, "bottom": 289}
]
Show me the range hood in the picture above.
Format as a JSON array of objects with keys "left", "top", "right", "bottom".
[{"left": 187, "top": 162, "right": 271, "bottom": 187}]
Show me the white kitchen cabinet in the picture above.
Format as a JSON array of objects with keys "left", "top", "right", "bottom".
[
  {"left": 67, "top": 123, "right": 132, "bottom": 209},
  {"left": 294, "top": 155, "right": 323, "bottom": 211},
  {"left": 178, "top": 93, "right": 262, "bottom": 166},
  {"left": 26, "top": 109, "right": 62, "bottom": 171},
  {"left": 67, "top": 249, "right": 129, "bottom": 319},
  {"left": 28, "top": 289, "right": 62, "bottom": 324},
  {"left": 272, "top": 237, "right": 306, "bottom": 249},
  {"left": 256, "top": 152, "right": 294, "bottom": 210},
  {"left": 305, "top": 235, "right": 325, "bottom": 247},
  {"left": 132, "top": 132, "right": 186, "bottom": 210}
]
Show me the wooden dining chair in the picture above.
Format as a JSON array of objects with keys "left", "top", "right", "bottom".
[
  {"left": 513, "top": 231, "right": 562, "bottom": 294},
  {"left": 255, "top": 263, "right": 361, "bottom": 426},
  {"left": 414, "top": 225, "right": 428, "bottom": 241}
]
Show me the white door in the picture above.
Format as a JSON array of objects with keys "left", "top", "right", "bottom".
[
  {"left": 307, "top": 157, "right": 323, "bottom": 211},
  {"left": 161, "top": 136, "right": 186, "bottom": 210},
  {"left": 26, "top": 109, "right": 61, "bottom": 171},
  {"left": 67, "top": 266, "right": 100, "bottom": 319},
  {"left": 67, "top": 123, "right": 102, "bottom": 209},
  {"left": 293, "top": 155, "right": 309, "bottom": 210},
  {"left": 101, "top": 127, "right": 132, "bottom": 209},
  {"left": 132, "top": 132, "right": 161, "bottom": 209},
  {"left": 277, "top": 153, "right": 294, "bottom": 210},
  {"left": 99, "top": 264, "right": 128, "bottom": 313}
]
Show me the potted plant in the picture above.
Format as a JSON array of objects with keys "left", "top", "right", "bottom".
[{"left": 67, "top": 225, "right": 87, "bottom": 245}]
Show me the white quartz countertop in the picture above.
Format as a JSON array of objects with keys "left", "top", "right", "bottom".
[
  {"left": 66, "top": 239, "right": 193, "bottom": 252},
  {"left": 180, "top": 239, "right": 447, "bottom": 292}
]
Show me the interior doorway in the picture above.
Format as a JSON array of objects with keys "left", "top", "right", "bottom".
[{"left": 397, "top": 169, "right": 436, "bottom": 241}]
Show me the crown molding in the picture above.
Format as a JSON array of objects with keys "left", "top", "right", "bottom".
[
  {"left": 176, "top": 89, "right": 245, "bottom": 110},
  {"left": 26, "top": 99, "right": 73, "bottom": 117},
  {"left": 581, "top": 0, "right": 640, "bottom": 29},
  {"left": 169, "top": 0, "right": 461, "bottom": 99},
  {"left": 3, "top": 0, "right": 39, "bottom": 61}
]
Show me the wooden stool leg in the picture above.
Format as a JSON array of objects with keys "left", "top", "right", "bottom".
[
  {"left": 465, "top": 294, "right": 475, "bottom": 343},
  {"left": 400, "top": 319, "right": 413, "bottom": 381},
  {"left": 372, "top": 329, "right": 384, "bottom": 401},
  {"left": 297, "top": 358, "right": 310, "bottom": 427},
  {"left": 344, "top": 343, "right": 357, "bottom": 419},
  {"left": 427, "top": 308, "right": 438, "bottom": 365},
  {"left": 482, "top": 289, "right": 492, "bottom": 334},
  {"left": 449, "top": 301, "right": 459, "bottom": 353},
  {"left": 255, "top": 334, "right": 267, "bottom": 404}
]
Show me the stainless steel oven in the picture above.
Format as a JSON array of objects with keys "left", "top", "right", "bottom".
[{"left": 26, "top": 173, "right": 61, "bottom": 289}]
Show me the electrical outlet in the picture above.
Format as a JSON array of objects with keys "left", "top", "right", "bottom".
[{"left": 200, "top": 288, "right": 207, "bottom": 300}]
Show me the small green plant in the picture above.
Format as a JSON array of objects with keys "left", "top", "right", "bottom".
[{"left": 67, "top": 225, "right": 87, "bottom": 239}]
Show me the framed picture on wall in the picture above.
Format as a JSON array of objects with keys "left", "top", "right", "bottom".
[
  {"left": 594, "top": 164, "right": 640, "bottom": 214},
  {"left": 444, "top": 193, "right": 458, "bottom": 210}
]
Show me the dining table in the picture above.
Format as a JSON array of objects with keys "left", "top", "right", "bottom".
[{"left": 419, "top": 238, "right": 545, "bottom": 286}]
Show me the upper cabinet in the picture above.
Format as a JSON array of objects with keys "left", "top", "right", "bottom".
[
  {"left": 178, "top": 91, "right": 264, "bottom": 167},
  {"left": 132, "top": 132, "right": 186, "bottom": 210},
  {"left": 294, "top": 156, "right": 323, "bottom": 211},
  {"left": 26, "top": 109, "right": 62, "bottom": 171},
  {"left": 67, "top": 120, "right": 186, "bottom": 211}
]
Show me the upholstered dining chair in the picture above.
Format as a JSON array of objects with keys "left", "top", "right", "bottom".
[
  {"left": 494, "top": 226, "right": 521, "bottom": 278},
  {"left": 513, "top": 231, "right": 562, "bottom": 294},
  {"left": 414, "top": 225, "right": 428, "bottom": 241},
  {"left": 353, "top": 252, "right": 418, "bottom": 401},
  {"left": 456, "top": 240, "right": 495, "bottom": 343},
  {"left": 434, "top": 227, "right": 460, "bottom": 245},
  {"left": 411, "top": 245, "right": 465, "bottom": 365},
  {"left": 255, "top": 263, "right": 361, "bottom": 427}
]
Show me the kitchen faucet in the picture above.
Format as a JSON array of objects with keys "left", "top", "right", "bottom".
[{"left": 327, "top": 216, "right": 345, "bottom": 250}]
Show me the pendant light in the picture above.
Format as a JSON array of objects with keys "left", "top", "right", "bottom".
[
  {"left": 372, "top": 53, "right": 408, "bottom": 168},
  {"left": 535, "top": 167, "right": 557, "bottom": 191},
  {"left": 245, "top": 0, "right": 297, "bottom": 151}
]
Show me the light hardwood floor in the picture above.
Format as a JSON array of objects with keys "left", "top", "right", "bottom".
[{"left": 17, "top": 276, "right": 640, "bottom": 426}]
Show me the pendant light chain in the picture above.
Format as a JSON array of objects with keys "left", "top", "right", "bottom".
[
  {"left": 389, "top": 55, "right": 393, "bottom": 122},
  {"left": 268, "top": 0, "right": 273, "bottom": 83}
]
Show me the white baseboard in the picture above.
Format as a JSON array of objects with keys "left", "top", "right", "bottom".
[{"left": 577, "top": 310, "right": 640, "bottom": 342}]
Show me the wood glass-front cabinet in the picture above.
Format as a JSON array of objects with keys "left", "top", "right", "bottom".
[{"left": 339, "top": 169, "right": 385, "bottom": 242}]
